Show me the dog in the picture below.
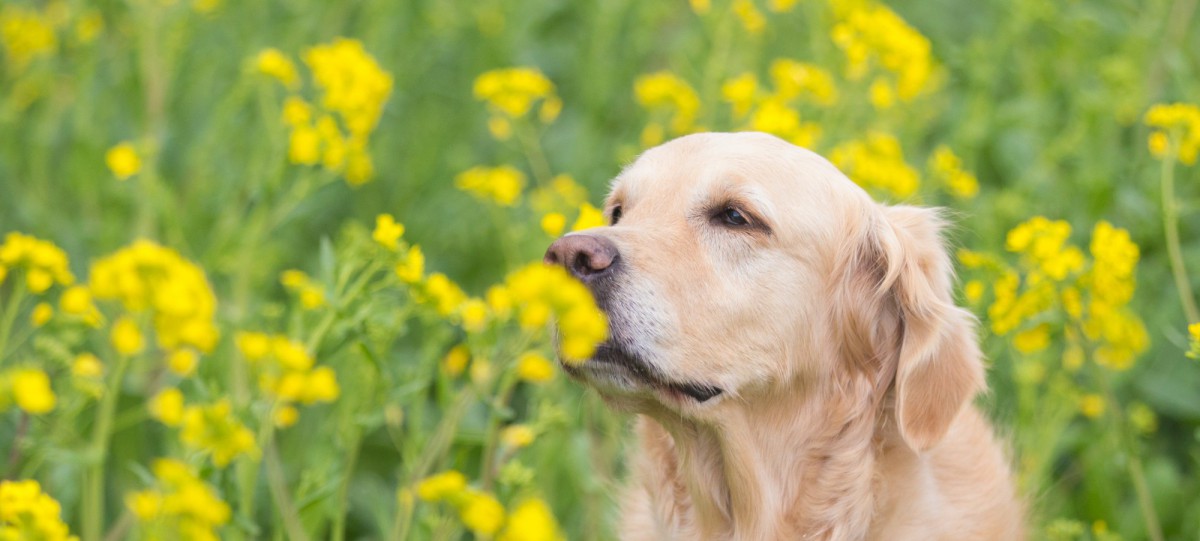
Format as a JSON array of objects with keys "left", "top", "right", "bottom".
[{"left": 544, "top": 132, "right": 1023, "bottom": 540}]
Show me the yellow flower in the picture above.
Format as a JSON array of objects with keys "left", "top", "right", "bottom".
[
  {"left": 768, "top": 59, "right": 838, "bottom": 106},
  {"left": 516, "top": 352, "right": 555, "bottom": 383},
  {"left": 0, "top": 232, "right": 74, "bottom": 293},
  {"left": 488, "top": 116, "right": 513, "bottom": 140},
  {"left": 168, "top": 349, "right": 198, "bottom": 376},
  {"left": 180, "top": 399, "right": 259, "bottom": 467},
  {"left": 11, "top": 368, "right": 56, "bottom": 414},
  {"left": 236, "top": 331, "right": 271, "bottom": 361},
  {"left": 830, "top": 3, "right": 937, "bottom": 99},
  {"left": 768, "top": 0, "right": 800, "bottom": 12},
  {"left": 111, "top": 317, "right": 145, "bottom": 356},
  {"left": 416, "top": 470, "right": 468, "bottom": 502},
  {"left": 541, "top": 213, "right": 567, "bottom": 237},
  {"left": 689, "top": 0, "right": 711, "bottom": 14},
  {"left": 499, "top": 498, "right": 564, "bottom": 541},
  {"left": 279, "top": 269, "right": 326, "bottom": 310},
  {"left": 274, "top": 405, "right": 299, "bottom": 428},
  {"left": 105, "top": 142, "right": 142, "bottom": 181},
  {"left": 282, "top": 96, "right": 312, "bottom": 126},
  {"left": 0, "top": 479, "right": 76, "bottom": 541},
  {"left": 1079, "top": 394, "right": 1105, "bottom": 419},
  {"left": 456, "top": 165, "right": 526, "bottom": 207},
  {"left": 288, "top": 124, "right": 321, "bottom": 164},
  {"left": 72, "top": 353, "right": 104, "bottom": 378},
  {"left": 443, "top": 345, "right": 470, "bottom": 376},
  {"left": 396, "top": 245, "right": 426, "bottom": 283},
  {"left": 732, "top": 0, "right": 766, "bottom": 34},
  {"left": 126, "top": 459, "right": 231, "bottom": 538},
  {"left": 461, "top": 299, "right": 489, "bottom": 332},
  {"left": 927, "top": 145, "right": 979, "bottom": 199},
  {"left": 422, "top": 273, "right": 468, "bottom": 317},
  {"left": 634, "top": 72, "right": 700, "bottom": 134},
  {"left": 0, "top": 6, "right": 58, "bottom": 71},
  {"left": 372, "top": 215, "right": 405, "bottom": 250},
  {"left": 1012, "top": 324, "right": 1050, "bottom": 354},
  {"left": 473, "top": 67, "right": 556, "bottom": 118},
  {"left": 829, "top": 131, "right": 919, "bottom": 198},
  {"left": 1144, "top": 102, "right": 1200, "bottom": 164},
  {"left": 460, "top": 490, "right": 506, "bottom": 536},
  {"left": 721, "top": 72, "right": 758, "bottom": 118},
  {"left": 506, "top": 264, "right": 608, "bottom": 364},
  {"left": 31, "top": 302, "right": 53, "bottom": 326},
  {"left": 571, "top": 203, "right": 605, "bottom": 232},
  {"left": 485, "top": 286, "right": 514, "bottom": 320},
  {"left": 149, "top": 388, "right": 185, "bottom": 426},
  {"left": 59, "top": 285, "right": 94, "bottom": 315},
  {"left": 255, "top": 48, "right": 299, "bottom": 89},
  {"left": 641, "top": 122, "right": 665, "bottom": 148},
  {"left": 964, "top": 280, "right": 985, "bottom": 303},
  {"left": 501, "top": 424, "right": 536, "bottom": 448},
  {"left": 90, "top": 240, "right": 219, "bottom": 353},
  {"left": 303, "top": 38, "right": 393, "bottom": 139}
]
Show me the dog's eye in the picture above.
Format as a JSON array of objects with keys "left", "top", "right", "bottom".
[
  {"left": 610, "top": 205, "right": 623, "bottom": 225},
  {"left": 719, "top": 207, "right": 749, "bottom": 227}
]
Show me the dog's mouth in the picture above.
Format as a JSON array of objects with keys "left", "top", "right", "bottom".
[{"left": 564, "top": 343, "right": 724, "bottom": 403}]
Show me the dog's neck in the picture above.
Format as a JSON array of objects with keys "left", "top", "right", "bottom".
[{"left": 639, "top": 373, "right": 889, "bottom": 540}]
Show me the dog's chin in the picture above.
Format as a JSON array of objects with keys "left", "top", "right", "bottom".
[{"left": 561, "top": 343, "right": 724, "bottom": 405}]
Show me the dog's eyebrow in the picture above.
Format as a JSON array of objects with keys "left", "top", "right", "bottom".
[{"left": 700, "top": 183, "right": 777, "bottom": 234}]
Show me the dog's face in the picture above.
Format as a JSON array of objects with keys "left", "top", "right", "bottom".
[{"left": 547, "top": 132, "right": 983, "bottom": 449}]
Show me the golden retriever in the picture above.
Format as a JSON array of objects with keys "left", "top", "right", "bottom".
[{"left": 544, "top": 132, "right": 1023, "bottom": 540}]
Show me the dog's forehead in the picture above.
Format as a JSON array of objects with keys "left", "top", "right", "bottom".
[{"left": 610, "top": 132, "right": 852, "bottom": 212}]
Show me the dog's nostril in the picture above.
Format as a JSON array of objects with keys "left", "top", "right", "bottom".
[{"left": 572, "top": 252, "right": 593, "bottom": 275}]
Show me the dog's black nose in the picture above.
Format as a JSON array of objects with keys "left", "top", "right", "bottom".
[{"left": 544, "top": 234, "right": 619, "bottom": 282}]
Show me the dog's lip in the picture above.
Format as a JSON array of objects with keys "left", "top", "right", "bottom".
[{"left": 567, "top": 343, "right": 724, "bottom": 403}]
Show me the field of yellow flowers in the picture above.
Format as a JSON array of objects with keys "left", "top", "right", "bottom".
[{"left": 1, "top": 0, "right": 1199, "bottom": 539}]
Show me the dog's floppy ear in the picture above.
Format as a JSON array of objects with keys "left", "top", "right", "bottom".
[{"left": 834, "top": 204, "right": 985, "bottom": 452}]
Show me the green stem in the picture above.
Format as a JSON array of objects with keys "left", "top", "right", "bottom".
[
  {"left": 82, "top": 352, "right": 133, "bottom": 541},
  {"left": 1160, "top": 150, "right": 1199, "bottom": 323},
  {"left": 0, "top": 282, "right": 27, "bottom": 365},
  {"left": 391, "top": 389, "right": 475, "bottom": 541},
  {"left": 514, "top": 121, "right": 554, "bottom": 187},
  {"left": 264, "top": 435, "right": 311, "bottom": 541},
  {"left": 330, "top": 427, "right": 363, "bottom": 541},
  {"left": 480, "top": 370, "right": 521, "bottom": 490}
]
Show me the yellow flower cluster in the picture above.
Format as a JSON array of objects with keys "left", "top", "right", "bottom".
[
  {"left": 505, "top": 264, "right": 608, "bottom": 363},
  {"left": 634, "top": 72, "right": 701, "bottom": 144},
  {"left": 829, "top": 131, "right": 920, "bottom": 198},
  {"left": 456, "top": 165, "right": 526, "bottom": 207},
  {"left": 89, "top": 240, "right": 219, "bottom": 353},
  {"left": 732, "top": 0, "right": 766, "bottom": 34},
  {"left": 769, "top": 59, "right": 838, "bottom": 106},
  {"left": 1084, "top": 222, "right": 1146, "bottom": 369},
  {"left": 236, "top": 332, "right": 340, "bottom": 424},
  {"left": 280, "top": 269, "right": 326, "bottom": 310},
  {"left": 0, "top": 232, "right": 73, "bottom": 294},
  {"left": 304, "top": 38, "right": 393, "bottom": 140},
  {"left": 261, "top": 38, "right": 392, "bottom": 185},
  {"left": 0, "top": 5, "right": 57, "bottom": 71},
  {"left": 0, "top": 479, "right": 76, "bottom": 541},
  {"left": 530, "top": 174, "right": 590, "bottom": 236},
  {"left": 964, "top": 218, "right": 1147, "bottom": 370},
  {"left": 1005, "top": 217, "right": 1085, "bottom": 281},
  {"left": 416, "top": 471, "right": 564, "bottom": 541},
  {"left": 474, "top": 67, "right": 561, "bottom": 138},
  {"left": 181, "top": 399, "right": 258, "bottom": 467},
  {"left": 718, "top": 61, "right": 835, "bottom": 148},
  {"left": 1144, "top": 102, "right": 1200, "bottom": 165},
  {"left": 927, "top": 145, "right": 979, "bottom": 199},
  {"left": 0, "top": 368, "right": 56, "bottom": 414},
  {"left": 125, "top": 459, "right": 231, "bottom": 541},
  {"left": 1188, "top": 323, "right": 1200, "bottom": 359},
  {"left": 831, "top": 2, "right": 937, "bottom": 103}
]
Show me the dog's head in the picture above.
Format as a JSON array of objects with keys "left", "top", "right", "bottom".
[{"left": 546, "top": 132, "right": 983, "bottom": 451}]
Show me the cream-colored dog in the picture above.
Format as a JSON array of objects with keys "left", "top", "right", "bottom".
[{"left": 544, "top": 132, "right": 1023, "bottom": 540}]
